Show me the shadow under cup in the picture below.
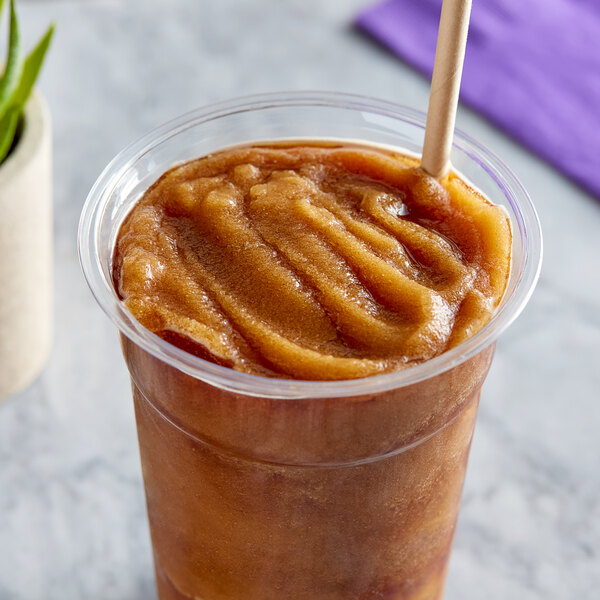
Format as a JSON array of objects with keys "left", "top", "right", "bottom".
[{"left": 78, "top": 92, "right": 542, "bottom": 600}]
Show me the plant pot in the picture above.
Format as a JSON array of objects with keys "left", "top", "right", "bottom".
[{"left": 0, "top": 90, "right": 52, "bottom": 401}]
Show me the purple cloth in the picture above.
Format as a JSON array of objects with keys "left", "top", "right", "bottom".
[{"left": 356, "top": 0, "right": 600, "bottom": 199}]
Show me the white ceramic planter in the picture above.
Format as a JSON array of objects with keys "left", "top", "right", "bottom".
[{"left": 0, "top": 91, "right": 52, "bottom": 401}]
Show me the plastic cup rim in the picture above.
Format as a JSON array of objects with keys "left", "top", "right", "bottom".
[{"left": 78, "top": 90, "right": 543, "bottom": 399}]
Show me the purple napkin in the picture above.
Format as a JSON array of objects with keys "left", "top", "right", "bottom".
[{"left": 356, "top": 0, "right": 600, "bottom": 199}]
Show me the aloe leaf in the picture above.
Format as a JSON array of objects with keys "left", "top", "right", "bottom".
[
  {"left": 0, "top": 0, "right": 24, "bottom": 118},
  {"left": 10, "top": 23, "right": 54, "bottom": 109},
  {"left": 0, "top": 106, "right": 19, "bottom": 164}
]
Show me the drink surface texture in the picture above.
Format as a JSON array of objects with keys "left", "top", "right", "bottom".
[
  {"left": 114, "top": 142, "right": 511, "bottom": 600},
  {"left": 114, "top": 143, "right": 511, "bottom": 380}
]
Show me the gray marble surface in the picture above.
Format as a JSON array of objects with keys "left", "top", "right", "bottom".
[{"left": 1, "top": 1, "right": 599, "bottom": 599}]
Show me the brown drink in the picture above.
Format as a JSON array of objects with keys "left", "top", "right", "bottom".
[
  {"left": 79, "top": 94, "right": 541, "bottom": 600},
  {"left": 115, "top": 143, "right": 508, "bottom": 599},
  {"left": 126, "top": 340, "right": 491, "bottom": 600}
]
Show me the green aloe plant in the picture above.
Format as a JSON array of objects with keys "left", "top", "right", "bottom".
[{"left": 0, "top": 0, "right": 53, "bottom": 164}]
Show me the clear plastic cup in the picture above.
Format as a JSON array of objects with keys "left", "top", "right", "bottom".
[{"left": 78, "top": 92, "right": 542, "bottom": 600}]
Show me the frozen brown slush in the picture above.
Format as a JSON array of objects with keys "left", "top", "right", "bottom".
[
  {"left": 79, "top": 93, "right": 541, "bottom": 600},
  {"left": 113, "top": 142, "right": 510, "bottom": 600}
]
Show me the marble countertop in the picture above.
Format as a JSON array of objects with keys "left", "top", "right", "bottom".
[{"left": 1, "top": 1, "right": 598, "bottom": 599}]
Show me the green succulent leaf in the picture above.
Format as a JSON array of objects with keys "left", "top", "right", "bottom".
[
  {"left": 10, "top": 23, "right": 54, "bottom": 109},
  {"left": 0, "top": 2, "right": 54, "bottom": 165},
  {"left": 0, "top": 0, "right": 24, "bottom": 118},
  {"left": 0, "top": 106, "right": 20, "bottom": 163}
]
